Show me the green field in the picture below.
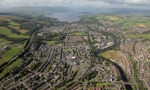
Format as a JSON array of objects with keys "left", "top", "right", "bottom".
[
  {"left": 8, "top": 25, "right": 20, "bottom": 30},
  {"left": 0, "top": 26, "right": 29, "bottom": 38},
  {"left": 2, "top": 45, "right": 24, "bottom": 58},
  {"left": 144, "top": 22, "right": 150, "bottom": 27},
  {"left": 0, "top": 38, "right": 5, "bottom": 42},
  {"left": 0, "top": 58, "right": 22, "bottom": 78},
  {"left": 8, "top": 24, "right": 29, "bottom": 34},
  {"left": 124, "top": 33, "right": 150, "bottom": 40},
  {"left": 18, "top": 29, "right": 29, "bottom": 34},
  {"left": 0, "top": 43, "right": 25, "bottom": 66},
  {"left": 0, "top": 58, "right": 10, "bottom": 67},
  {"left": 9, "top": 21, "right": 20, "bottom": 26},
  {"left": 7, "top": 34, "right": 30, "bottom": 38},
  {"left": 124, "top": 34, "right": 138, "bottom": 38},
  {"left": 44, "top": 41, "right": 56, "bottom": 44},
  {"left": 100, "top": 50, "right": 119, "bottom": 59},
  {"left": 0, "top": 27, "right": 12, "bottom": 35},
  {"left": 94, "top": 14, "right": 150, "bottom": 28},
  {"left": 73, "top": 32, "right": 86, "bottom": 36},
  {"left": 96, "top": 83, "right": 111, "bottom": 87},
  {"left": 8, "top": 20, "right": 30, "bottom": 34},
  {"left": 137, "top": 34, "right": 150, "bottom": 40}
]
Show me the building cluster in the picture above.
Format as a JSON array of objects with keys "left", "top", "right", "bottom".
[
  {"left": 134, "top": 41, "right": 150, "bottom": 89},
  {"left": 63, "top": 35, "right": 83, "bottom": 46}
]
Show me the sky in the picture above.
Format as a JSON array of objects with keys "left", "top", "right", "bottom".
[{"left": 0, "top": 0, "right": 150, "bottom": 9}]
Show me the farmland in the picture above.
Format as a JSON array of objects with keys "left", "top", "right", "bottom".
[
  {"left": 44, "top": 41, "right": 57, "bottom": 44},
  {"left": 0, "top": 38, "right": 5, "bottom": 42},
  {"left": 0, "top": 58, "right": 22, "bottom": 78},
  {"left": 0, "top": 27, "right": 12, "bottom": 35},
  {"left": 124, "top": 33, "right": 150, "bottom": 40},
  {"left": 2, "top": 45, "right": 24, "bottom": 58},
  {"left": 100, "top": 50, "right": 119, "bottom": 59},
  {"left": 0, "top": 26, "right": 29, "bottom": 38},
  {"left": 94, "top": 14, "right": 150, "bottom": 28},
  {"left": 8, "top": 20, "right": 29, "bottom": 34},
  {"left": 18, "top": 29, "right": 29, "bottom": 34},
  {"left": 0, "top": 42, "right": 25, "bottom": 66},
  {"left": 137, "top": 34, "right": 150, "bottom": 40},
  {"left": 7, "top": 34, "right": 29, "bottom": 38}
]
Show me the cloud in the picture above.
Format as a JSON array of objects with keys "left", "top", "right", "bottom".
[
  {"left": 87, "top": 0, "right": 150, "bottom": 6},
  {"left": 0, "top": 0, "right": 150, "bottom": 8}
]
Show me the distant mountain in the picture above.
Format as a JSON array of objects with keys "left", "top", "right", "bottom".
[
  {"left": 2, "top": 6, "right": 150, "bottom": 16},
  {"left": 73, "top": 6, "right": 115, "bottom": 14},
  {"left": 114, "top": 8, "right": 150, "bottom": 15},
  {"left": 74, "top": 6, "right": 150, "bottom": 15},
  {"left": 2, "top": 6, "right": 73, "bottom": 15},
  {"left": 0, "top": 7, "right": 7, "bottom": 12}
]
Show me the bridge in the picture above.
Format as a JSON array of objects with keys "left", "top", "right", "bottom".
[{"left": 123, "top": 81, "right": 133, "bottom": 85}]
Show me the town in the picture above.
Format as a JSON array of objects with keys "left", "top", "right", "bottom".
[{"left": 0, "top": 14, "right": 150, "bottom": 90}]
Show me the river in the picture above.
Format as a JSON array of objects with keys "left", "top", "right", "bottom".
[
  {"left": 94, "top": 32, "right": 132, "bottom": 90},
  {"left": 46, "top": 13, "right": 84, "bottom": 23}
]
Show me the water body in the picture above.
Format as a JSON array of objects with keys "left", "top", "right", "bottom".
[
  {"left": 94, "top": 32, "right": 132, "bottom": 90},
  {"left": 13, "top": 42, "right": 23, "bottom": 45},
  {"left": 46, "top": 13, "right": 83, "bottom": 23}
]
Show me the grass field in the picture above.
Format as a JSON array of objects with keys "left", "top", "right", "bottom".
[
  {"left": 0, "top": 26, "right": 12, "bottom": 35},
  {"left": 124, "top": 34, "right": 138, "bottom": 38},
  {"left": 9, "top": 21, "right": 20, "bottom": 26},
  {"left": 0, "top": 58, "right": 10, "bottom": 66},
  {"left": 124, "top": 33, "right": 150, "bottom": 40},
  {"left": 137, "top": 34, "right": 150, "bottom": 40},
  {"left": 7, "top": 34, "right": 30, "bottom": 38},
  {"left": 94, "top": 14, "right": 150, "bottom": 28},
  {"left": 0, "top": 26, "right": 29, "bottom": 38},
  {"left": 96, "top": 83, "right": 111, "bottom": 87},
  {"left": 144, "top": 21, "right": 150, "bottom": 27},
  {"left": 8, "top": 21, "right": 29, "bottom": 34},
  {"left": 8, "top": 25, "right": 20, "bottom": 30},
  {"left": 100, "top": 50, "right": 119, "bottom": 59},
  {"left": 73, "top": 32, "right": 86, "bottom": 36},
  {"left": 8, "top": 24, "right": 29, "bottom": 34},
  {"left": 0, "top": 42, "right": 25, "bottom": 66},
  {"left": 2, "top": 45, "right": 24, "bottom": 58},
  {"left": 0, "top": 58, "right": 22, "bottom": 78},
  {"left": 95, "top": 16, "right": 103, "bottom": 20},
  {"left": 18, "top": 29, "right": 29, "bottom": 34},
  {"left": 44, "top": 41, "right": 56, "bottom": 44},
  {"left": 0, "top": 38, "right": 5, "bottom": 42}
]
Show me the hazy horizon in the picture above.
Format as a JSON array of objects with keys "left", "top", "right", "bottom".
[{"left": 0, "top": 0, "right": 150, "bottom": 9}]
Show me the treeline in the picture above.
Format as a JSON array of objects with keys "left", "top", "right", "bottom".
[
  {"left": 32, "top": 34, "right": 43, "bottom": 50},
  {"left": 20, "top": 22, "right": 41, "bottom": 35},
  {"left": 10, "top": 15, "right": 61, "bottom": 35},
  {"left": 0, "top": 13, "right": 65, "bottom": 35},
  {"left": 0, "top": 20, "right": 9, "bottom": 26},
  {"left": 43, "top": 32, "right": 65, "bottom": 44},
  {"left": 6, "top": 26, "right": 21, "bottom": 34},
  {"left": 0, "top": 33, "right": 27, "bottom": 41},
  {"left": 11, "top": 19, "right": 28, "bottom": 24},
  {"left": 36, "top": 15, "right": 61, "bottom": 25},
  {"left": 10, "top": 18, "right": 42, "bottom": 35},
  {"left": 80, "top": 16, "right": 99, "bottom": 24},
  {"left": 82, "top": 70, "right": 98, "bottom": 81}
]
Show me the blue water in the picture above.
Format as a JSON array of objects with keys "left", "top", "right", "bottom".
[{"left": 46, "top": 13, "right": 83, "bottom": 23}]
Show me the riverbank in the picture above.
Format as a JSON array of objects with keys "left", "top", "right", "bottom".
[{"left": 93, "top": 32, "right": 132, "bottom": 90}]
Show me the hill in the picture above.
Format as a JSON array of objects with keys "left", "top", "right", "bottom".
[{"left": 2, "top": 6, "right": 72, "bottom": 15}]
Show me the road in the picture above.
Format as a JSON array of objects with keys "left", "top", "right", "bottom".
[{"left": 38, "top": 46, "right": 54, "bottom": 72}]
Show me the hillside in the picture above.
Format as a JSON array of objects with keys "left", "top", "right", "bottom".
[{"left": 2, "top": 6, "right": 72, "bottom": 15}]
